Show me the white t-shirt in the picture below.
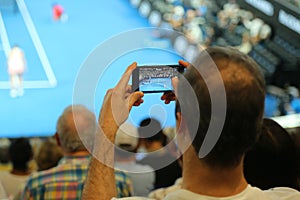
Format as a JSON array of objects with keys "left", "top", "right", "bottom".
[
  {"left": 112, "top": 185, "right": 300, "bottom": 200},
  {"left": 0, "top": 171, "right": 30, "bottom": 200},
  {"left": 0, "top": 182, "right": 8, "bottom": 200},
  {"left": 264, "top": 187, "right": 300, "bottom": 200},
  {"left": 164, "top": 187, "right": 300, "bottom": 200},
  {"left": 148, "top": 178, "right": 182, "bottom": 200}
]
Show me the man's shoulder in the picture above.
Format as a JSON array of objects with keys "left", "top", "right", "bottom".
[
  {"left": 264, "top": 187, "right": 300, "bottom": 200},
  {"left": 112, "top": 186, "right": 300, "bottom": 200},
  {"left": 162, "top": 187, "right": 300, "bottom": 200},
  {"left": 26, "top": 167, "right": 58, "bottom": 189},
  {"left": 26, "top": 161, "right": 89, "bottom": 187},
  {"left": 27, "top": 168, "right": 54, "bottom": 184},
  {"left": 23, "top": 166, "right": 86, "bottom": 200},
  {"left": 23, "top": 158, "right": 91, "bottom": 199}
]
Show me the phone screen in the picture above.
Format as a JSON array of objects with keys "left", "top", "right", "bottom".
[{"left": 132, "top": 65, "right": 184, "bottom": 93}]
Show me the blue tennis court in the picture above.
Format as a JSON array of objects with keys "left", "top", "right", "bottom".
[{"left": 0, "top": 0, "right": 181, "bottom": 137}]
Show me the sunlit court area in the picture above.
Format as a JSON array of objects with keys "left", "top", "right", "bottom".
[
  {"left": 0, "top": 0, "right": 183, "bottom": 137},
  {"left": 0, "top": 0, "right": 300, "bottom": 137},
  {"left": 0, "top": 0, "right": 300, "bottom": 199},
  {"left": 0, "top": 0, "right": 298, "bottom": 139}
]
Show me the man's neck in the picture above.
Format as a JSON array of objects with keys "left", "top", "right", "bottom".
[{"left": 182, "top": 147, "right": 248, "bottom": 197}]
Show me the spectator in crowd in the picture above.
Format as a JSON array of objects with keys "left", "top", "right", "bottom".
[
  {"left": 22, "top": 105, "right": 133, "bottom": 199},
  {"left": 244, "top": 118, "right": 300, "bottom": 190},
  {"left": 0, "top": 138, "right": 33, "bottom": 199},
  {"left": 82, "top": 47, "right": 300, "bottom": 199},
  {"left": 137, "top": 118, "right": 182, "bottom": 189},
  {"left": 114, "top": 123, "right": 155, "bottom": 196},
  {"left": 35, "top": 138, "right": 63, "bottom": 171},
  {"left": 0, "top": 139, "right": 11, "bottom": 171}
]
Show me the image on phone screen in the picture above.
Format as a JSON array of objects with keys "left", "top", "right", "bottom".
[{"left": 132, "top": 65, "right": 183, "bottom": 93}]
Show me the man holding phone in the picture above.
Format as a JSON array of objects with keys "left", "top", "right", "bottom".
[{"left": 82, "top": 47, "right": 300, "bottom": 200}]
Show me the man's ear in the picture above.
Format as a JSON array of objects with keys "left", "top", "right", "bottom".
[
  {"left": 176, "top": 111, "right": 187, "bottom": 137},
  {"left": 176, "top": 111, "right": 188, "bottom": 136},
  {"left": 176, "top": 112, "right": 192, "bottom": 152},
  {"left": 55, "top": 132, "right": 61, "bottom": 147},
  {"left": 176, "top": 112, "right": 182, "bottom": 132}
]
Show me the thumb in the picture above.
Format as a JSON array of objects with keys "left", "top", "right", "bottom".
[
  {"left": 172, "top": 77, "right": 179, "bottom": 96},
  {"left": 128, "top": 92, "right": 144, "bottom": 110}
]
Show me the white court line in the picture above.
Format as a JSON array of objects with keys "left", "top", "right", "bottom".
[
  {"left": 16, "top": 0, "right": 57, "bottom": 87},
  {"left": 0, "top": 11, "right": 11, "bottom": 57},
  {"left": 0, "top": 81, "right": 56, "bottom": 89}
]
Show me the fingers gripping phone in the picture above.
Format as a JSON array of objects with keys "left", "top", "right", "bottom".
[{"left": 132, "top": 65, "right": 185, "bottom": 93}]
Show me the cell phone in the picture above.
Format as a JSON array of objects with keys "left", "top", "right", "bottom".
[{"left": 132, "top": 65, "right": 185, "bottom": 93}]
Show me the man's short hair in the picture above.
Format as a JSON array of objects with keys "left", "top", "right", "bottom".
[
  {"left": 56, "top": 105, "right": 96, "bottom": 153},
  {"left": 177, "top": 46, "right": 265, "bottom": 168}
]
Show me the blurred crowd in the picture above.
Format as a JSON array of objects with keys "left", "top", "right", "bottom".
[
  {"left": 133, "top": 0, "right": 300, "bottom": 117},
  {"left": 0, "top": 104, "right": 299, "bottom": 199}
]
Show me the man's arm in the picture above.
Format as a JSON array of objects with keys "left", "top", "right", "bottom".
[
  {"left": 82, "top": 137, "right": 116, "bottom": 200},
  {"left": 82, "top": 62, "right": 143, "bottom": 200}
]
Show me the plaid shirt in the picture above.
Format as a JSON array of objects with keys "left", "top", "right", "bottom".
[{"left": 21, "top": 155, "right": 132, "bottom": 200}]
